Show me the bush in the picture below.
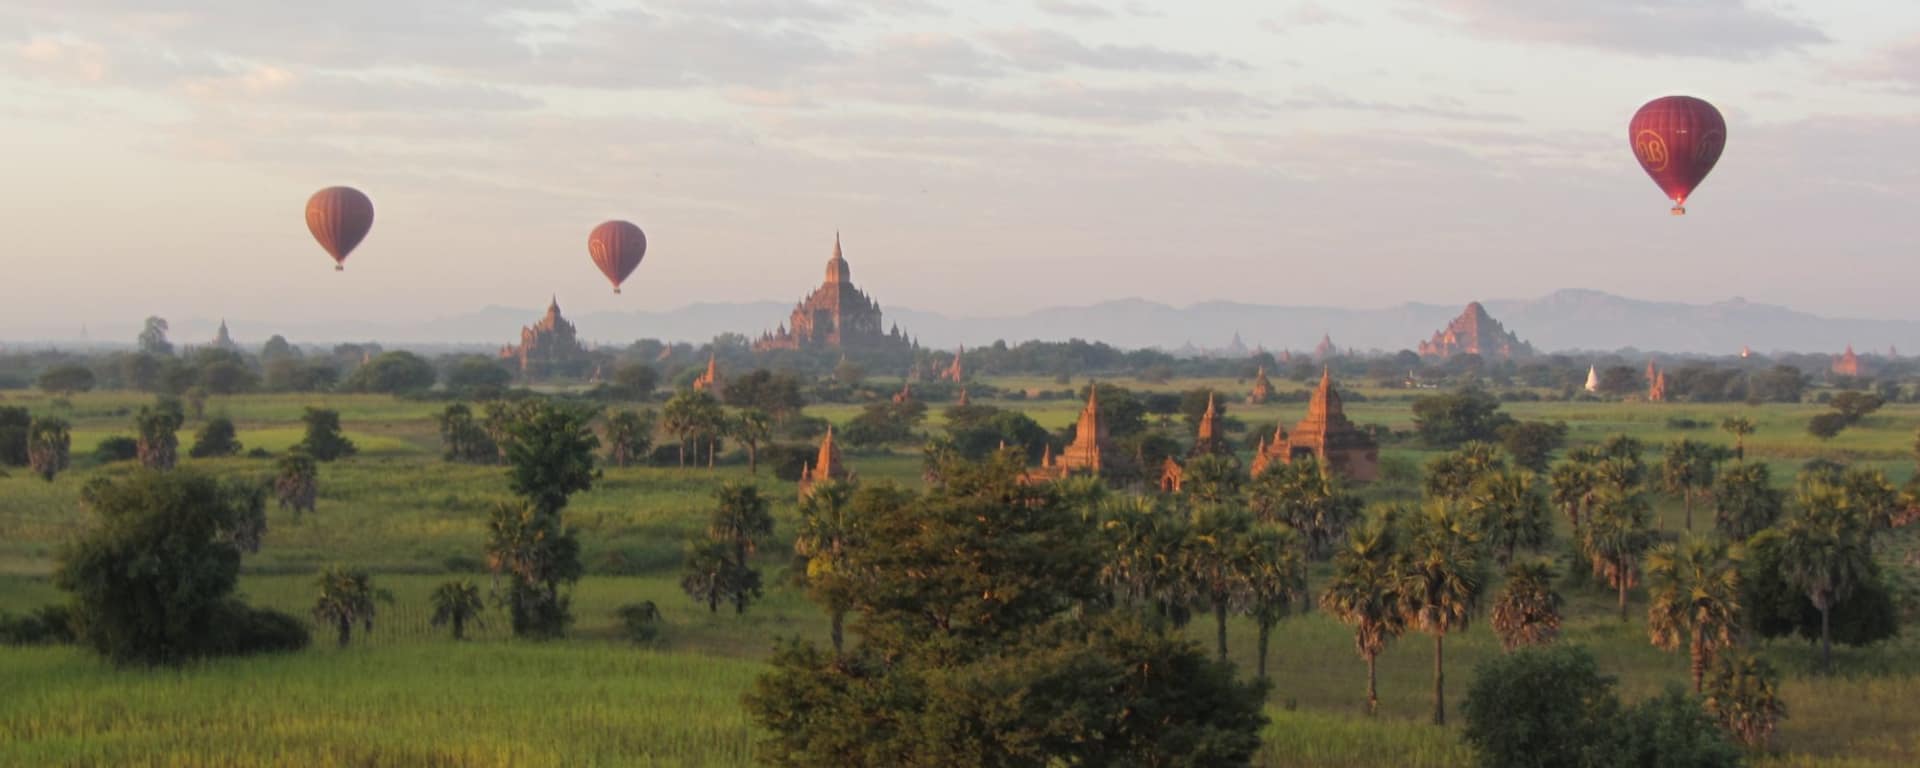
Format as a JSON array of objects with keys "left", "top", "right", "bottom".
[
  {"left": 93, "top": 436, "right": 139, "bottom": 463},
  {"left": 0, "top": 604, "right": 76, "bottom": 645},
  {"left": 188, "top": 416, "right": 243, "bottom": 458},
  {"left": 209, "top": 603, "right": 311, "bottom": 656},
  {"left": 616, "top": 601, "right": 665, "bottom": 645},
  {"left": 1610, "top": 686, "right": 1742, "bottom": 768},
  {"left": 761, "top": 443, "right": 816, "bottom": 482},
  {"left": 1462, "top": 645, "right": 1619, "bottom": 768}
]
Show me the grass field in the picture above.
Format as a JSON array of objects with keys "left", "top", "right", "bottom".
[{"left": 2, "top": 385, "right": 1917, "bottom": 766}]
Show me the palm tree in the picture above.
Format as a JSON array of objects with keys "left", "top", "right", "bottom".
[
  {"left": 1721, "top": 417, "right": 1755, "bottom": 460},
  {"left": 1662, "top": 438, "right": 1725, "bottom": 531},
  {"left": 1704, "top": 650, "right": 1788, "bottom": 751},
  {"left": 1592, "top": 435, "right": 1647, "bottom": 492},
  {"left": 1779, "top": 484, "right": 1873, "bottom": 674},
  {"left": 430, "top": 579, "right": 485, "bottom": 640},
  {"left": 312, "top": 566, "right": 390, "bottom": 648},
  {"left": 604, "top": 409, "right": 654, "bottom": 468},
  {"left": 732, "top": 409, "right": 773, "bottom": 475},
  {"left": 1182, "top": 454, "right": 1245, "bottom": 507},
  {"left": 1841, "top": 468, "right": 1900, "bottom": 553},
  {"left": 681, "top": 539, "right": 735, "bottom": 614},
  {"left": 1097, "top": 496, "right": 1191, "bottom": 625},
  {"left": 1399, "top": 503, "right": 1486, "bottom": 725},
  {"left": 1646, "top": 537, "right": 1743, "bottom": 693},
  {"left": 710, "top": 482, "right": 774, "bottom": 613},
  {"left": 135, "top": 401, "right": 183, "bottom": 471},
  {"left": 794, "top": 480, "right": 858, "bottom": 652},
  {"left": 1320, "top": 512, "right": 1407, "bottom": 717},
  {"left": 1251, "top": 457, "right": 1361, "bottom": 602},
  {"left": 1466, "top": 469, "right": 1551, "bottom": 566},
  {"left": 1714, "top": 462, "right": 1783, "bottom": 541},
  {"left": 661, "top": 391, "right": 704, "bottom": 468},
  {"left": 1583, "top": 489, "right": 1653, "bottom": 622},
  {"left": 26, "top": 417, "right": 70, "bottom": 482},
  {"left": 1184, "top": 505, "right": 1253, "bottom": 661},
  {"left": 1489, "top": 559, "right": 1562, "bottom": 651},
  {"left": 1548, "top": 459, "right": 1598, "bottom": 530},
  {"left": 1240, "top": 524, "right": 1305, "bottom": 681},
  {"left": 1422, "top": 442, "right": 1506, "bottom": 502},
  {"left": 274, "top": 449, "right": 319, "bottom": 517}
]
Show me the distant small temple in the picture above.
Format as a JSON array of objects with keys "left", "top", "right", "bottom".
[
  {"left": 1832, "top": 345, "right": 1864, "bottom": 377},
  {"left": 500, "top": 297, "right": 589, "bottom": 377},
  {"left": 940, "top": 346, "right": 965, "bottom": 382},
  {"left": 1250, "top": 369, "right": 1379, "bottom": 482},
  {"left": 1315, "top": 334, "right": 1338, "bottom": 360},
  {"left": 798, "top": 426, "right": 853, "bottom": 498},
  {"left": 754, "top": 233, "right": 912, "bottom": 353},
  {"left": 1246, "top": 366, "right": 1274, "bottom": 404},
  {"left": 1584, "top": 365, "right": 1600, "bottom": 393},
  {"left": 1190, "top": 392, "right": 1227, "bottom": 457},
  {"left": 1646, "top": 360, "right": 1668, "bottom": 403},
  {"left": 1026, "top": 385, "right": 1112, "bottom": 481},
  {"left": 210, "top": 320, "right": 239, "bottom": 352},
  {"left": 693, "top": 353, "right": 725, "bottom": 398},
  {"left": 1418, "top": 302, "right": 1533, "bottom": 360}
]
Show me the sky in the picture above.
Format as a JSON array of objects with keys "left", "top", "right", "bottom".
[{"left": 3, "top": 0, "right": 1919, "bottom": 342}]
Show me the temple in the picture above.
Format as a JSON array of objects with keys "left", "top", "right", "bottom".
[
  {"left": 1647, "top": 360, "right": 1668, "bottom": 403},
  {"left": 1190, "top": 392, "right": 1227, "bottom": 457},
  {"left": 1157, "top": 457, "right": 1185, "bottom": 493},
  {"left": 1418, "top": 302, "right": 1533, "bottom": 360},
  {"left": 1027, "top": 385, "right": 1112, "bottom": 480},
  {"left": 754, "top": 233, "right": 912, "bottom": 352},
  {"left": 1315, "top": 334, "right": 1338, "bottom": 360},
  {"left": 940, "top": 346, "right": 965, "bottom": 382},
  {"left": 1249, "top": 369, "right": 1378, "bottom": 482},
  {"left": 500, "top": 296, "right": 589, "bottom": 377},
  {"left": 798, "top": 426, "right": 853, "bottom": 498},
  {"left": 1832, "top": 345, "right": 1863, "bottom": 377},
  {"left": 693, "top": 353, "right": 725, "bottom": 398},
  {"left": 210, "top": 320, "right": 239, "bottom": 352},
  {"left": 1246, "top": 366, "right": 1274, "bottom": 404}
]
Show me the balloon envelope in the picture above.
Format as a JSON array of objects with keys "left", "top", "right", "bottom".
[
  {"left": 1628, "top": 96, "right": 1726, "bottom": 214},
  {"left": 305, "top": 187, "right": 375, "bottom": 270},
  {"left": 588, "top": 220, "right": 647, "bottom": 293}
]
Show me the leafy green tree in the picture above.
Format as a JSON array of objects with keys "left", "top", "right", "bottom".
[
  {"left": 1498, "top": 420, "right": 1568, "bottom": 473},
  {"left": 134, "top": 400, "right": 184, "bottom": 470},
  {"left": 273, "top": 449, "right": 319, "bottom": 516},
  {"left": 1741, "top": 528, "right": 1897, "bottom": 650},
  {"left": 343, "top": 350, "right": 437, "bottom": 394},
  {"left": 1399, "top": 503, "right": 1486, "bottom": 725},
  {"left": 1721, "top": 417, "right": 1755, "bottom": 459},
  {"left": 1610, "top": 686, "right": 1743, "bottom": 768},
  {"left": 661, "top": 390, "right": 723, "bottom": 467},
  {"left": 137, "top": 316, "right": 173, "bottom": 356},
  {"left": 1828, "top": 390, "right": 1884, "bottom": 423},
  {"left": 37, "top": 364, "right": 96, "bottom": 395},
  {"left": 724, "top": 369, "right": 805, "bottom": 421},
  {"left": 1097, "top": 496, "right": 1192, "bottom": 625},
  {"left": 55, "top": 471, "right": 270, "bottom": 665},
  {"left": 26, "top": 417, "right": 70, "bottom": 482},
  {"left": 311, "top": 566, "right": 390, "bottom": 648},
  {"left": 497, "top": 400, "right": 600, "bottom": 515},
  {"left": 793, "top": 480, "right": 864, "bottom": 651},
  {"left": 1181, "top": 453, "right": 1244, "bottom": 507},
  {"left": 1646, "top": 538, "right": 1743, "bottom": 693},
  {"left": 1548, "top": 458, "right": 1599, "bottom": 530},
  {"left": 607, "top": 362, "right": 658, "bottom": 400},
  {"left": 1714, "top": 462, "right": 1783, "bottom": 541},
  {"left": 680, "top": 539, "right": 740, "bottom": 614},
  {"left": 707, "top": 482, "right": 774, "bottom": 614},
  {"left": 731, "top": 408, "right": 772, "bottom": 475},
  {"left": 1411, "top": 387, "right": 1513, "bottom": 448},
  {"left": 1704, "top": 650, "right": 1786, "bottom": 751},
  {"left": 1250, "top": 457, "right": 1361, "bottom": 600},
  {"left": 1583, "top": 489, "right": 1653, "bottom": 622},
  {"left": 842, "top": 399, "right": 927, "bottom": 448},
  {"left": 1467, "top": 469, "right": 1551, "bottom": 566},
  {"left": 602, "top": 409, "right": 654, "bottom": 468},
  {"left": 1320, "top": 511, "right": 1407, "bottom": 716},
  {"left": 0, "top": 407, "right": 29, "bottom": 466},
  {"left": 443, "top": 355, "right": 511, "bottom": 397},
  {"left": 1662, "top": 438, "right": 1727, "bottom": 531},
  {"left": 1591, "top": 435, "right": 1648, "bottom": 492},
  {"left": 187, "top": 415, "right": 242, "bottom": 458},
  {"left": 1779, "top": 484, "right": 1874, "bottom": 674},
  {"left": 831, "top": 357, "right": 865, "bottom": 387},
  {"left": 1490, "top": 559, "right": 1562, "bottom": 651},
  {"left": 436, "top": 403, "right": 497, "bottom": 463},
  {"left": 616, "top": 601, "right": 664, "bottom": 644},
  {"left": 1806, "top": 411, "right": 1849, "bottom": 440},
  {"left": 486, "top": 500, "right": 582, "bottom": 638},
  {"left": 1461, "top": 645, "right": 1620, "bottom": 768},
  {"left": 296, "top": 407, "right": 356, "bottom": 461},
  {"left": 1840, "top": 468, "right": 1901, "bottom": 552},
  {"left": 430, "top": 579, "right": 485, "bottom": 641},
  {"left": 1423, "top": 442, "right": 1507, "bottom": 501}
]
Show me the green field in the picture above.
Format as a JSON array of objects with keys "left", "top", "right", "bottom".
[{"left": 2, "top": 386, "right": 1917, "bottom": 766}]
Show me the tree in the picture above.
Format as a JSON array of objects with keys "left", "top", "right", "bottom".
[
  {"left": 1490, "top": 559, "right": 1562, "bottom": 652},
  {"left": 1704, "top": 650, "right": 1786, "bottom": 751},
  {"left": 1646, "top": 538, "right": 1743, "bottom": 693},
  {"left": 1184, "top": 506, "right": 1254, "bottom": 662},
  {"left": 311, "top": 566, "right": 390, "bottom": 648},
  {"left": 831, "top": 357, "right": 865, "bottom": 387},
  {"left": 138, "top": 316, "right": 173, "bottom": 356},
  {"left": 1423, "top": 442, "right": 1507, "bottom": 502},
  {"left": 1595, "top": 365, "right": 1643, "bottom": 396},
  {"left": 731, "top": 408, "right": 772, "bottom": 475},
  {"left": 1778, "top": 484, "right": 1873, "bottom": 674},
  {"left": 343, "top": 350, "right": 437, "bottom": 394},
  {"left": 188, "top": 416, "right": 243, "bottom": 458},
  {"left": 1399, "top": 503, "right": 1486, "bottom": 725},
  {"left": 1467, "top": 469, "right": 1551, "bottom": 566},
  {"left": 1742, "top": 528, "right": 1897, "bottom": 650},
  {"left": 843, "top": 399, "right": 927, "bottom": 448},
  {"left": 0, "top": 407, "right": 29, "bottom": 466},
  {"left": 1840, "top": 467, "right": 1901, "bottom": 552},
  {"left": 680, "top": 539, "right": 738, "bottom": 614},
  {"left": 603, "top": 409, "right": 654, "bottom": 468},
  {"left": 1320, "top": 511, "right": 1407, "bottom": 716},
  {"left": 1662, "top": 438, "right": 1726, "bottom": 531},
  {"left": 707, "top": 481, "right": 775, "bottom": 614},
  {"left": 1806, "top": 412, "right": 1849, "bottom": 440},
  {"left": 1610, "top": 686, "right": 1743, "bottom": 768},
  {"left": 1583, "top": 489, "right": 1653, "bottom": 622},
  {"left": 37, "top": 364, "right": 96, "bottom": 395},
  {"left": 497, "top": 400, "right": 600, "bottom": 515},
  {"left": 609, "top": 362, "right": 659, "bottom": 400},
  {"left": 1461, "top": 645, "right": 1620, "bottom": 768},
  {"left": 26, "top": 417, "right": 70, "bottom": 482},
  {"left": 661, "top": 390, "right": 723, "bottom": 468},
  {"left": 55, "top": 471, "right": 271, "bottom": 665},
  {"left": 1498, "top": 420, "right": 1568, "bottom": 473},
  {"left": 1097, "top": 496, "right": 1192, "bottom": 625},
  {"left": 1720, "top": 417, "right": 1755, "bottom": 459},
  {"left": 1241, "top": 524, "right": 1305, "bottom": 681},
  {"left": 1250, "top": 457, "right": 1361, "bottom": 600},
  {"left": 1548, "top": 459, "right": 1599, "bottom": 530},
  {"left": 1181, "top": 454, "right": 1244, "bottom": 506},
  {"left": 1828, "top": 390, "right": 1885, "bottom": 423},
  {"left": 793, "top": 480, "right": 864, "bottom": 651},
  {"left": 430, "top": 579, "right": 485, "bottom": 641},
  {"left": 135, "top": 400, "right": 184, "bottom": 470},
  {"left": 443, "top": 355, "right": 511, "bottom": 397},
  {"left": 1590, "top": 435, "right": 1647, "bottom": 492},
  {"left": 437, "top": 403, "right": 498, "bottom": 463},
  {"left": 1713, "top": 462, "right": 1783, "bottom": 541},
  {"left": 1411, "top": 387, "right": 1512, "bottom": 448},
  {"left": 296, "top": 407, "right": 357, "bottom": 461},
  {"left": 724, "top": 368, "right": 805, "bottom": 421},
  {"left": 274, "top": 449, "right": 319, "bottom": 516},
  {"left": 486, "top": 500, "right": 582, "bottom": 638}
]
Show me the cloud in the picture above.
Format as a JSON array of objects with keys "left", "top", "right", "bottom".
[
  {"left": 1034, "top": 0, "right": 1113, "bottom": 20},
  {"left": 1281, "top": 87, "right": 1515, "bottom": 123},
  {"left": 11, "top": 36, "right": 111, "bottom": 82},
  {"left": 1834, "top": 35, "right": 1920, "bottom": 93},
  {"left": 1262, "top": 2, "right": 1352, "bottom": 34},
  {"left": 984, "top": 28, "right": 1235, "bottom": 73},
  {"left": 1423, "top": 0, "right": 1827, "bottom": 59}
]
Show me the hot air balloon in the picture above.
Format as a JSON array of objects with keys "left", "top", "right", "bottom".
[
  {"left": 1628, "top": 96, "right": 1726, "bottom": 215},
  {"left": 588, "top": 220, "right": 647, "bottom": 294},
  {"left": 305, "top": 187, "right": 375, "bottom": 270}
]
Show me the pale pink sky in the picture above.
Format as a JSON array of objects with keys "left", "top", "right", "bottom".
[{"left": 2, "top": 0, "right": 1918, "bottom": 340}]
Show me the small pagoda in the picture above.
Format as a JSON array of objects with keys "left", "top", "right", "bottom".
[
  {"left": 1246, "top": 366, "right": 1274, "bottom": 405},
  {"left": 1249, "top": 368, "right": 1378, "bottom": 482},
  {"left": 798, "top": 426, "right": 853, "bottom": 498}
]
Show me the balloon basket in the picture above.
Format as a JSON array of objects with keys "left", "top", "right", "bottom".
[
  {"left": 334, "top": 265, "right": 345, "bottom": 272},
  {"left": 1670, "top": 206, "right": 1686, "bottom": 216},
  {"left": 613, "top": 287, "right": 622, "bottom": 294}
]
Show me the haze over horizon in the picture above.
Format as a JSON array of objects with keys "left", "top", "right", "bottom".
[{"left": 4, "top": 0, "right": 1919, "bottom": 335}]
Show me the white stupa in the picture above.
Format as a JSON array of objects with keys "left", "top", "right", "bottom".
[{"left": 1584, "top": 365, "right": 1599, "bottom": 393}]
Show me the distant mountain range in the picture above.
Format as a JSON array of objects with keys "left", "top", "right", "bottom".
[{"left": 43, "top": 290, "right": 1920, "bottom": 356}]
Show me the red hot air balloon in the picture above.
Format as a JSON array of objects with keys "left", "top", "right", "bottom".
[
  {"left": 305, "top": 187, "right": 375, "bottom": 270},
  {"left": 588, "top": 220, "right": 647, "bottom": 294},
  {"left": 1628, "top": 96, "right": 1726, "bottom": 215}
]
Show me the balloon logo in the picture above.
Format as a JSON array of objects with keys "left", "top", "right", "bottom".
[
  {"left": 588, "top": 220, "right": 647, "bottom": 294},
  {"left": 1628, "top": 96, "right": 1726, "bottom": 215},
  {"left": 305, "top": 186, "right": 375, "bottom": 271}
]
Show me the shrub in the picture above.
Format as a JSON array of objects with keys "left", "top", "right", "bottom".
[
  {"left": 93, "top": 436, "right": 139, "bottom": 463},
  {"left": 188, "top": 416, "right": 243, "bottom": 458},
  {"left": 209, "top": 603, "right": 311, "bottom": 656},
  {"left": 1609, "top": 686, "right": 1742, "bottom": 768},
  {"left": 1462, "top": 645, "right": 1618, "bottom": 768},
  {"left": 0, "top": 604, "right": 76, "bottom": 645},
  {"left": 616, "top": 601, "right": 665, "bottom": 645}
]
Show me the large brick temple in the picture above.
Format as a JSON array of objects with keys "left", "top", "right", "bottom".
[{"left": 754, "top": 233, "right": 911, "bottom": 353}]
